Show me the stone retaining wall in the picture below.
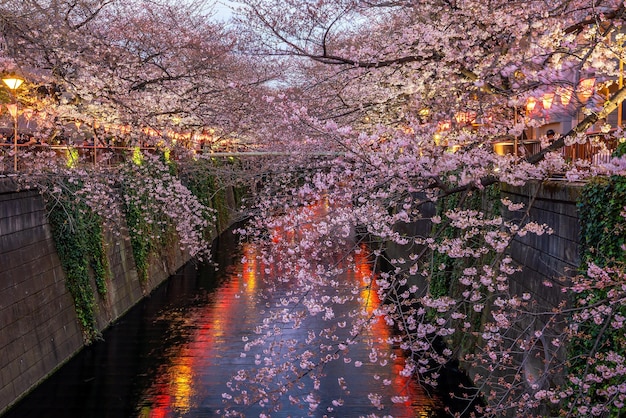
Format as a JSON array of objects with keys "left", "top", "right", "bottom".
[
  {"left": 0, "top": 177, "right": 227, "bottom": 414},
  {"left": 501, "top": 180, "right": 583, "bottom": 310}
]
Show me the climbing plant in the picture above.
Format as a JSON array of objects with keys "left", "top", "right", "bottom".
[
  {"left": 119, "top": 153, "right": 216, "bottom": 281},
  {"left": 45, "top": 179, "right": 108, "bottom": 342},
  {"left": 180, "top": 158, "right": 237, "bottom": 233},
  {"left": 570, "top": 176, "right": 626, "bottom": 416},
  {"left": 578, "top": 176, "right": 626, "bottom": 267},
  {"left": 430, "top": 183, "right": 502, "bottom": 297}
]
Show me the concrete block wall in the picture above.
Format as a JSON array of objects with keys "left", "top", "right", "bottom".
[
  {"left": 0, "top": 178, "right": 85, "bottom": 414},
  {"left": 501, "top": 180, "right": 583, "bottom": 310},
  {"left": 0, "top": 178, "right": 195, "bottom": 414}
]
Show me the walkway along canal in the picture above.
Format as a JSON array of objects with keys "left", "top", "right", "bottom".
[{"left": 2, "top": 220, "right": 473, "bottom": 418}]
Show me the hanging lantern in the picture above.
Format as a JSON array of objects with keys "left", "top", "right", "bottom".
[
  {"left": 526, "top": 97, "right": 537, "bottom": 113},
  {"left": 6, "top": 103, "right": 17, "bottom": 118},
  {"left": 542, "top": 93, "right": 555, "bottom": 110},
  {"left": 577, "top": 78, "right": 596, "bottom": 102},
  {"left": 556, "top": 86, "right": 572, "bottom": 106}
]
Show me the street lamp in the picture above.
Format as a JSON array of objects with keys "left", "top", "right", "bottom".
[{"left": 2, "top": 75, "right": 24, "bottom": 171}]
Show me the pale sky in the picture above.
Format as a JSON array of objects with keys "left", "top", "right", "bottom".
[{"left": 211, "top": 0, "right": 236, "bottom": 22}]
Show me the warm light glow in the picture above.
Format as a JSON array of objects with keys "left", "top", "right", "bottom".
[
  {"left": 437, "top": 120, "right": 451, "bottom": 131},
  {"left": 557, "top": 86, "right": 572, "bottom": 106},
  {"left": 542, "top": 93, "right": 554, "bottom": 110},
  {"left": 132, "top": 146, "right": 144, "bottom": 165},
  {"left": 242, "top": 244, "right": 257, "bottom": 293},
  {"left": 454, "top": 111, "right": 476, "bottom": 125},
  {"left": 5, "top": 103, "right": 17, "bottom": 118},
  {"left": 2, "top": 76, "right": 23, "bottom": 90},
  {"left": 170, "top": 363, "right": 193, "bottom": 412},
  {"left": 66, "top": 147, "right": 79, "bottom": 168},
  {"left": 577, "top": 78, "right": 596, "bottom": 102},
  {"left": 526, "top": 97, "right": 537, "bottom": 113}
]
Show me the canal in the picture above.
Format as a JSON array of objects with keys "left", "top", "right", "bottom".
[{"left": 3, "top": 224, "right": 472, "bottom": 417}]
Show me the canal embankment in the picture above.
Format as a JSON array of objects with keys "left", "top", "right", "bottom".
[
  {"left": 0, "top": 175, "right": 239, "bottom": 415},
  {"left": 384, "top": 180, "right": 584, "bottom": 414}
]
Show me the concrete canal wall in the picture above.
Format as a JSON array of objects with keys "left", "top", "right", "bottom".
[
  {"left": 386, "top": 180, "right": 583, "bottom": 406},
  {"left": 502, "top": 180, "right": 582, "bottom": 310},
  {"left": 0, "top": 177, "right": 234, "bottom": 415}
]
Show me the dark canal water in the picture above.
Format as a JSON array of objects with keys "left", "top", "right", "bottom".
[{"left": 3, "top": 227, "right": 470, "bottom": 417}]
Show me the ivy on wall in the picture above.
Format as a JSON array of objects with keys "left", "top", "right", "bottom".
[
  {"left": 181, "top": 157, "right": 245, "bottom": 233},
  {"left": 430, "top": 183, "right": 502, "bottom": 298},
  {"left": 44, "top": 152, "right": 244, "bottom": 343},
  {"left": 578, "top": 176, "right": 626, "bottom": 266},
  {"left": 45, "top": 181, "right": 108, "bottom": 343},
  {"left": 428, "top": 184, "right": 501, "bottom": 355},
  {"left": 574, "top": 175, "right": 626, "bottom": 416}
]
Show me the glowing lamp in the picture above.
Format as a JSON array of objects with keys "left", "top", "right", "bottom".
[
  {"left": 542, "top": 93, "right": 555, "bottom": 110},
  {"left": 577, "top": 78, "right": 596, "bottom": 102},
  {"left": 556, "top": 87, "right": 572, "bottom": 106},
  {"left": 2, "top": 76, "right": 23, "bottom": 91},
  {"left": 526, "top": 97, "right": 537, "bottom": 113},
  {"left": 2, "top": 74, "right": 24, "bottom": 171}
]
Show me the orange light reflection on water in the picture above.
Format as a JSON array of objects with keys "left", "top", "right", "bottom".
[
  {"left": 353, "top": 243, "right": 441, "bottom": 415},
  {"left": 242, "top": 243, "right": 257, "bottom": 294},
  {"left": 140, "top": 200, "right": 442, "bottom": 417}
]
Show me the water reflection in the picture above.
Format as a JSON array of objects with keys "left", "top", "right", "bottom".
[
  {"left": 3, "top": 226, "right": 457, "bottom": 418},
  {"left": 134, "top": 235, "right": 445, "bottom": 418}
]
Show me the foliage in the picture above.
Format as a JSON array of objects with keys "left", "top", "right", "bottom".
[
  {"left": 181, "top": 158, "right": 232, "bottom": 233},
  {"left": 20, "top": 149, "right": 218, "bottom": 342},
  {"left": 119, "top": 153, "right": 216, "bottom": 281},
  {"left": 579, "top": 176, "right": 626, "bottom": 267},
  {"left": 430, "top": 184, "right": 502, "bottom": 298},
  {"left": 564, "top": 177, "right": 626, "bottom": 416},
  {"left": 45, "top": 179, "right": 108, "bottom": 342}
]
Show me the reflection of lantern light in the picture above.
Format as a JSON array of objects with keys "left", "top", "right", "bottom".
[
  {"left": 577, "top": 78, "right": 596, "bottom": 102},
  {"left": 556, "top": 86, "right": 572, "bottom": 106},
  {"left": 526, "top": 97, "right": 537, "bottom": 113},
  {"left": 542, "top": 93, "right": 555, "bottom": 110}
]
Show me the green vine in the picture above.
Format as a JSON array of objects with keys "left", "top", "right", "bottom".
[
  {"left": 573, "top": 175, "right": 626, "bottom": 416},
  {"left": 430, "top": 183, "right": 501, "bottom": 298},
  {"left": 182, "top": 158, "right": 240, "bottom": 233},
  {"left": 120, "top": 159, "right": 179, "bottom": 282},
  {"left": 578, "top": 176, "right": 626, "bottom": 267},
  {"left": 46, "top": 181, "right": 108, "bottom": 342},
  {"left": 429, "top": 183, "right": 501, "bottom": 355},
  {"left": 122, "top": 195, "right": 153, "bottom": 283}
]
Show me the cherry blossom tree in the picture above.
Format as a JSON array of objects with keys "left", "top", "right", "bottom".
[
  {"left": 0, "top": 1, "right": 277, "bottom": 224},
  {"left": 2, "top": 0, "right": 626, "bottom": 415},
  {"left": 213, "top": 1, "right": 626, "bottom": 416}
]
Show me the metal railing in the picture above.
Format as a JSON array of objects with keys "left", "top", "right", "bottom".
[
  {"left": 0, "top": 143, "right": 158, "bottom": 172},
  {"left": 493, "top": 135, "right": 618, "bottom": 164},
  {"left": 1, "top": 136, "right": 622, "bottom": 173}
]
